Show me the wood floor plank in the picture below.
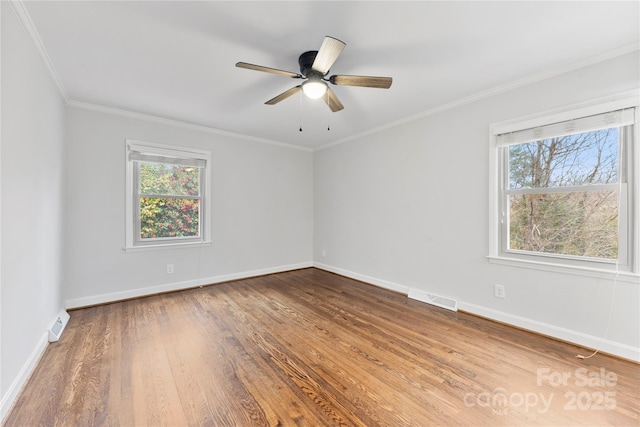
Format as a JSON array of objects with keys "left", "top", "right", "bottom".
[{"left": 4, "top": 268, "right": 639, "bottom": 426}]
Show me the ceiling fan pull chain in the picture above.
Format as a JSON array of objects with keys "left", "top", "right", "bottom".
[
  {"left": 299, "top": 91, "right": 303, "bottom": 132},
  {"left": 324, "top": 92, "right": 329, "bottom": 131}
]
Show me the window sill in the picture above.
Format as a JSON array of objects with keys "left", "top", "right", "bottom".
[
  {"left": 124, "top": 241, "right": 211, "bottom": 253},
  {"left": 487, "top": 255, "right": 639, "bottom": 284}
]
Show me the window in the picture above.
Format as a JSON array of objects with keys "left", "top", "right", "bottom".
[
  {"left": 126, "top": 140, "right": 211, "bottom": 250},
  {"left": 490, "top": 97, "right": 638, "bottom": 275}
]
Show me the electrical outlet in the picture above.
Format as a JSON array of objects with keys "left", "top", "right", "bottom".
[
  {"left": 322, "top": 249, "right": 327, "bottom": 258},
  {"left": 166, "top": 264, "right": 174, "bottom": 274},
  {"left": 494, "top": 284, "right": 505, "bottom": 299}
]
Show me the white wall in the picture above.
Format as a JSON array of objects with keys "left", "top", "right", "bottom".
[
  {"left": 63, "top": 107, "right": 313, "bottom": 307},
  {"left": 314, "top": 51, "right": 640, "bottom": 361},
  {"left": 1, "top": 1, "right": 67, "bottom": 417}
]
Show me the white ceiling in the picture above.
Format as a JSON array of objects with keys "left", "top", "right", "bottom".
[{"left": 21, "top": 1, "right": 640, "bottom": 149}]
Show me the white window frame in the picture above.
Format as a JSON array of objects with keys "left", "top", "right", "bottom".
[
  {"left": 125, "top": 139, "right": 211, "bottom": 252},
  {"left": 488, "top": 92, "right": 639, "bottom": 281}
]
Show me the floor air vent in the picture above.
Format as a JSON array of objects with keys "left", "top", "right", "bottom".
[
  {"left": 408, "top": 289, "right": 458, "bottom": 312},
  {"left": 48, "top": 310, "right": 70, "bottom": 342}
]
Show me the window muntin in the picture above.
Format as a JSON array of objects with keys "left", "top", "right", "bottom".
[
  {"left": 491, "top": 102, "right": 636, "bottom": 273},
  {"left": 126, "top": 140, "right": 211, "bottom": 250}
]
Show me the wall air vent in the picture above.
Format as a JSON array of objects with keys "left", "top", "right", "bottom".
[
  {"left": 408, "top": 289, "right": 458, "bottom": 312},
  {"left": 48, "top": 310, "right": 70, "bottom": 342}
]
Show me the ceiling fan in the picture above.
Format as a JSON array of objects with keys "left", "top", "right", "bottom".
[{"left": 236, "top": 36, "right": 392, "bottom": 112}]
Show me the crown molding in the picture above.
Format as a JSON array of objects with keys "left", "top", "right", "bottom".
[
  {"left": 316, "top": 41, "right": 640, "bottom": 152},
  {"left": 66, "top": 100, "right": 313, "bottom": 152},
  {"left": 9, "top": 0, "right": 309, "bottom": 152},
  {"left": 9, "top": 0, "right": 68, "bottom": 102}
]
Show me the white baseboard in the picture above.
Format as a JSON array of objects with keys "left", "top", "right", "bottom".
[
  {"left": 1, "top": 332, "right": 49, "bottom": 422},
  {"left": 313, "top": 262, "right": 411, "bottom": 294},
  {"left": 313, "top": 262, "right": 640, "bottom": 363},
  {"left": 458, "top": 302, "right": 640, "bottom": 363},
  {"left": 65, "top": 262, "right": 313, "bottom": 309}
]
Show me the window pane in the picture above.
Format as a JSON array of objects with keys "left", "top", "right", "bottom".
[
  {"left": 140, "top": 198, "right": 200, "bottom": 239},
  {"left": 508, "top": 191, "right": 618, "bottom": 259},
  {"left": 139, "top": 162, "right": 200, "bottom": 196},
  {"left": 509, "top": 128, "right": 618, "bottom": 189}
]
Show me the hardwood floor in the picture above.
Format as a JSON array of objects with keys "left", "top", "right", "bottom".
[{"left": 4, "top": 268, "right": 639, "bottom": 426}]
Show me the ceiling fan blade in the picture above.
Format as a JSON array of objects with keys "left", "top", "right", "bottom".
[
  {"left": 265, "top": 85, "right": 302, "bottom": 105},
  {"left": 311, "top": 36, "right": 346, "bottom": 75},
  {"left": 236, "top": 62, "right": 302, "bottom": 79},
  {"left": 324, "top": 87, "right": 344, "bottom": 112},
  {"left": 329, "top": 75, "right": 392, "bottom": 89}
]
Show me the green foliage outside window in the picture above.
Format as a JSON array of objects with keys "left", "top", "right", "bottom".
[
  {"left": 138, "top": 162, "right": 200, "bottom": 239},
  {"left": 509, "top": 191, "right": 618, "bottom": 259}
]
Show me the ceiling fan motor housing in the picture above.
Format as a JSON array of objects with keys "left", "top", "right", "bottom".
[{"left": 298, "top": 51, "right": 321, "bottom": 77}]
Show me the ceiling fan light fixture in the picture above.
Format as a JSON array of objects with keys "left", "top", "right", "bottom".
[{"left": 302, "top": 79, "right": 327, "bottom": 99}]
